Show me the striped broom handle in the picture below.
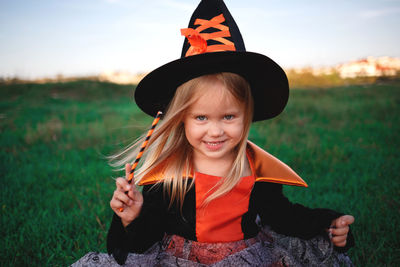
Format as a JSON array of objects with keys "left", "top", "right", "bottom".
[
  {"left": 119, "top": 111, "right": 162, "bottom": 212},
  {"left": 127, "top": 111, "right": 163, "bottom": 184}
]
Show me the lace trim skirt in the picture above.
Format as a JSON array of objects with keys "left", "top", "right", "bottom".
[{"left": 72, "top": 226, "right": 354, "bottom": 266}]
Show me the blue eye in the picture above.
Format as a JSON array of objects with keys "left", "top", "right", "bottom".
[
  {"left": 196, "top": 115, "right": 207, "bottom": 121},
  {"left": 224, "top": 115, "right": 234, "bottom": 120}
]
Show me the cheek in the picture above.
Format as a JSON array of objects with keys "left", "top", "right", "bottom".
[
  {"left": 227, "top": 122, "right": 245, "bottom": 140},
  {"left": 184, "top": 122, "right": 203, "bottom": 143}
]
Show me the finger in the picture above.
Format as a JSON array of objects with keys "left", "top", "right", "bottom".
[
  {"left": 127, "top": 188, "right": 138, "bottom": 199},
  {"left": 116, "top": 177, "right": 131, "bottom": 191},
  {"left": 332, "top": 234, "right": 347, "bottom": 244},
  {"left": 331, "top": 226, "right": 349, "bottom": 236},
  {"left": 114, "top": 190, "right": 134, "bottom": 206},
  {"left": 342, "top": 215, "right": 355, "bottom": 225},
  {"left": 127, "top": 187, "right": 143, "bottom": 203},
  {"left": 110, "top": 197, "right": 125, "bottom": 211},
  {"left": 336, "top": 215, "right": 355, "bottom": 228}
]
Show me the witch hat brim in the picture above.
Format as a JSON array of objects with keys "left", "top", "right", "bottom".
[{"left": 134, "top": 0, "right": 289, "bottom": 122}]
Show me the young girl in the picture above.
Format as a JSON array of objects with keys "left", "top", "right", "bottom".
[{"left": 105, "top": 0, "right": 355, "bottom": 266}]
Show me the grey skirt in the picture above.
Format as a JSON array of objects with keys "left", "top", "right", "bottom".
[{"left": 72, "top": 226, "right": 353, "bottom": 267}]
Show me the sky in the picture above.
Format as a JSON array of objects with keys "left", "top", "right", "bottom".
[{"left": 0, "top": 0, "right": 399, "bottom": 79}]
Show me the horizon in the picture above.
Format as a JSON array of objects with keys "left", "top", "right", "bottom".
[{"left": 1, "top": 0, "right": 399, "bottom": 79}]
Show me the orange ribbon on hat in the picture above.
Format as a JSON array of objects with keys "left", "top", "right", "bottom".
[
  {"left": 181, "top": 14, "right": 236, "bottom": 57},
  {"left": 180, "top": 28, "right": 208, "bottom": 55}
]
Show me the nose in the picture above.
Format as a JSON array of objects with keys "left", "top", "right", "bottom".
[{"left": 208, "top": 121, "right": 224, "bottom": 137}]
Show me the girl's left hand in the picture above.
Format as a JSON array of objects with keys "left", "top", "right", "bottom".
[{"left": 328, "top": 215, "right": 355, "bottom": 247}]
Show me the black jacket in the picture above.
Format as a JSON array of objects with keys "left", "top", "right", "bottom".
[
  {"left": 107, "top": 142, "right": 354, "bottom": 264},
  {"left": 107, "top": 182, "right": 354, "bottom": 264}
]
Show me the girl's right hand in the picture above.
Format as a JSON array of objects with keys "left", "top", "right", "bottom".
[{"left": 110, "top": 163, "right": 144, "bottom": 227}]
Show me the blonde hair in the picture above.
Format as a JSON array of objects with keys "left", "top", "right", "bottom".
[{"left": 110, "top": 72, "right": 253, "bottom": 209}]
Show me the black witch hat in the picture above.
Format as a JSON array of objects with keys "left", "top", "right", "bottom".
[{"left": 134, "top": 0, "right": 289, "bottom": 122}]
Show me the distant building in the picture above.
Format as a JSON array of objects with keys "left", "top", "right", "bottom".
[{"left": 337, "top": 56, "right": 400, "bottom": 78}]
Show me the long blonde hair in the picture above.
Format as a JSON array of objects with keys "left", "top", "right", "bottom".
[{"left": 110, "top": 72, "right": 253, "bottom": 209}]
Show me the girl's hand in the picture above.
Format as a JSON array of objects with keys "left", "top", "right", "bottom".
[
  {"left": 110, "top": 164, "right": 144, "bottom": 227},
  {"left": 328, "top": 215, "right": 355, "bottom": 247}
]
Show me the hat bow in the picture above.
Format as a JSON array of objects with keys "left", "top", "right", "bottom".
[{"left": 181, "top": 14, "right": 235, "bottom": 57}]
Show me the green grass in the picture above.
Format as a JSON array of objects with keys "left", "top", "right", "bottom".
[{"left": 1, "top": 80, "right": 399, "bottom": 266}]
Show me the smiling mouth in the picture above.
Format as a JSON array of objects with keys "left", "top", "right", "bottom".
[
  {"left": 203, "top": 140, "right": 225, "bottom": 150},
  {"left": 204, "top": 141, "right": 224, "bottom": 145}
]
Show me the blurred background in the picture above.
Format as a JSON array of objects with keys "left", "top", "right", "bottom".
[
  {"left": 1, "top": 0, "right": 400, "bottom": 81},
  {"left": 1, "top": 0, "right": 399, "bottom": 265}
]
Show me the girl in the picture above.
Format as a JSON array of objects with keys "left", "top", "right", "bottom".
[{"left": 106, "top": 0, "right": 355, "bottom": 266}]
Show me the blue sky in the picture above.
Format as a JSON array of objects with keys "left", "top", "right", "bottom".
[{"left": 1, "top": 0, "right": 399, "bottom": 79}]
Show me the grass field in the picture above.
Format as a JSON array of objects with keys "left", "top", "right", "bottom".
[{"left": 1, "top": 80, "right": 399, "bottom": 266}]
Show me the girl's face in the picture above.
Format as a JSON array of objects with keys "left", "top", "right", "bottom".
[{"left": 184, "top": 80, "right": 245, "bottom": 164}]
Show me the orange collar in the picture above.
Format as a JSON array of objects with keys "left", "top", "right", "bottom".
[{"left": 138, "top": 141, "right": 307, "bottom": 187}]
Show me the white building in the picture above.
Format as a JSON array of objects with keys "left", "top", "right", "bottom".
[{"left": 337, "top": 57, "right": 400, "bottom": 78}]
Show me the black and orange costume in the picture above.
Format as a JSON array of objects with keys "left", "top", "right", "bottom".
[
  {"left": 107, "top": 142, "right": 354, "bottom": 265},
  {"left": 73, "top": 0, "right": 355, "bottom": 265}
]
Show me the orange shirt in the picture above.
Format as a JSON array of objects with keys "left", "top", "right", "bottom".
[{"left": 195, "top": 172, "right": 255, "bottom": 242}]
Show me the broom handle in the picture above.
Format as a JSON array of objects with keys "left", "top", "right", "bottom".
[
  {"left": 119, "top": 111, "right": 162, "bottom": 212},
  {"left": 127, "top": 111, "right": 163, "bottom": 183}
]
